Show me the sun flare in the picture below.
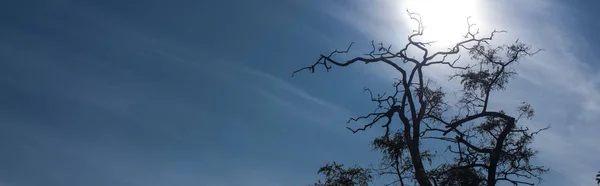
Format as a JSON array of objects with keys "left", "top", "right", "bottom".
[{"left": 402, "top": 0, "right": 485, "bottom": 47}]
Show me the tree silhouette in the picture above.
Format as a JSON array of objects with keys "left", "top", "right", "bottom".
[
  {"left": 295, "top": 11, "right": 548, "bottom": 186},
  {"left": 313, "top": 162, "right": 372, "bottom": 186},
  {"left": 596, "top": 171, "right": 599, "bottom": 185}
]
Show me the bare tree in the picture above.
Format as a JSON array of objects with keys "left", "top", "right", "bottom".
[{"left": 295, "top": 11, "right": 548, "bottom": 186}]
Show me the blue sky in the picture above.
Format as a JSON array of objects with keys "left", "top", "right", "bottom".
[{"left": 0, "top": 0, "right": 599, "bottom": 185}]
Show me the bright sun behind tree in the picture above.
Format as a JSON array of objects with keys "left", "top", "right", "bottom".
[{"left": 402, "top": 0, "right": 485, "bottom": 47}]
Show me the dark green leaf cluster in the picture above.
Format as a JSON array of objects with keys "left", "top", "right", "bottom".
[{"left": 314, "top": 162, "right": 373, "bottom": 186}]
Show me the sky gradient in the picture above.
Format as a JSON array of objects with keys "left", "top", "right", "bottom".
[{"left": 0, "top": 0, "right": 599, "bottom": 185}]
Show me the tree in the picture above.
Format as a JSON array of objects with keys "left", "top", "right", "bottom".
[
  {"left": 313, "top": 162, "right": 373, "bottom": 186},
  {"left": 294, "top": 11, "right": 548, "bottom": 186},
  {"left": 596, "top": 171, "right": 599, "bottom": 185}
]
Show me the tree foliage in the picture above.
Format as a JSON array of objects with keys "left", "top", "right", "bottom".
[
  {"left": 596, "top": 171, "right": 599, "bottom": 185},
  {"left": 314, "top": 162, "right": 373, "bottom": 186},
  {"left": 295, "top": 11, "right": 549, "bottom": 186}
]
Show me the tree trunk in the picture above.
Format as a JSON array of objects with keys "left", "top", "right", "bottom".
[
  {"left": 407, "top": 139, "right": 432, "bottom": 186},
  {"left": 486, "top": 119, "right": 515, "bottom": 186}
]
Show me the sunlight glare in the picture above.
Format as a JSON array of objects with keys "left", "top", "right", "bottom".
[{"left": 402, "top": 0, "right": 484, "bottom": 47}]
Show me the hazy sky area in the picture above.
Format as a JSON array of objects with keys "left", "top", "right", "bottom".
[{"left": 0, "top": 0, "right": 599, "bottom": 185}]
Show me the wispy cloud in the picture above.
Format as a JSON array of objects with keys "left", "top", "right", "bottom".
[
  {"left": 225, "top": 62, "right": 353, "bottom": 126},
  {"left": 228, "top": 63, "right": 337, "bottom": 110},
  {"left": 155, "top": 47, "right": 351, "bottom": 118},
  {"left": 487, "top": 3, "right": 600, "bottom": 185},
  {"left": 154, "top": 48, "right": 361, "bottom": 142}
]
